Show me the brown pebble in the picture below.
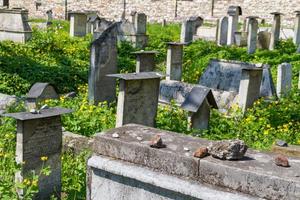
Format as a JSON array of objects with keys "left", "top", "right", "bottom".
[
  {"left": 150, "top": 135, "right": 166, "bottom": 148},
  {"left": 193, "top": 147, "right": 208, "bottom": 158},
  {"left": 274, "top": 154, "right": 290, "bottom": 167}
]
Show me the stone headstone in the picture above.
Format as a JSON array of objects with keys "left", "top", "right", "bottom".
[
  {"left": 133, "top": 12, "right": 147, "bottom": 34},
  {"left": 277, "top": 63, "right": 292, "bottom": 97},
  {"left": 88, "top": 23, "right": 118, "bottom": 105},
  {"left": 132, "top": 50, "right": 158, "bottom": 73},
  {"left": 26, "top": 83, "right": 59, "bottom": 110},
  {"left": 217, "top": 16, "right": 228, "bottom": 46},
  {"left": 69, "top": 11, "right": 97, "bottom": 37},
  {"left": 93, "top": 17, "right": 113, "bottom": 39},
  {"left": 247, "top": 16, "right": 259, "bottom": 54},
  {"left": 180, "top": 16, "right": 203, "bottom": 43},
  {"left": 0, "top": 8, "right": 32, "bottom": 43},
  {"left": 46, "top": 9, "right": 53, "bottom": 26},
  {"left": 294, "top": 11, "right": 300, "bottom": 45},
  {"left": 234, "top": 31, "right": 247, "bottom": 47},
  {"left": 87, "top": 15, "right": 101, "bottom": 34},
  {"left": 257, "top": 31, "right": 271, "bottom": 49},
  {"left": 269, "top": 12, "right": 282, "bottom": 50},
  {"left": 108, "top": 72, "right": 164, "bottom": 127},
  {"left": 3, "top": 107, "right": 72, "bottom": 199},
  {"left": 227, "top": 6, "right": 242, "bottom": 45},
  {"left": 166, "top": 42, "right": 184, "bottom": 81}
]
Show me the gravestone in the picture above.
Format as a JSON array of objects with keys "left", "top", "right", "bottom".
[
  {"left": 108, "top": 72, "right": 164, "bottom": 127},
  {"left": 93, "top": 17, "right": 113, "bottom": 39},
  {"left": 0, "top": 8, "right": 32, "bottom": 43},
  {"left": 234, "top": 31, "right": 247, "bottom": 47},
  {"left": 3, "top": 107, "right": 72, "bottom": 199},
  {"left": 132, "top": 50, "right": 158, "bottom": 73},
  {"left": 247, "top": 16, "right": 259, "bottom": 54},
  {"left": 269, "top": 12, "right": 282, "bottom": 50},
  {"left": 257, "top": 31, "right": 271, "bottom": 49},
  {"left": 294, "top": 11, "right": 300, "bottom": 45},
  {"left": 277, "top": 63, "right": 292, "bottom": 97},
  {"left": 46, "top": 9, "right": 53, "bottom": 26},
  {"left": 217, "top": 16, "right": 228, "bottom": 46},
  {"left": 25, "top": 83, "right": 59, "bottom": 110},
  {"left": 238, "top": 68, "right": 263, "bottom": 112},
  {"left": 166, "top": 42, "right": 184, "bottom": 81},
  {"left": 87, "top": 15, "right": 101, "bottom": 35},
  {"left": 180, "top": 16, "right": 203, "bottom": 43},
  {"left": 227, "top": 6, "right": 242, "bottom": 45},
  {"left": 88, "top": 23, "right": 118, "bottom": 105},
  {"left": 69, "top": 11, "right": 97, "bottom": 37},
  {"left": 0, "top": 93, "right": 16, "bottom": 110}
]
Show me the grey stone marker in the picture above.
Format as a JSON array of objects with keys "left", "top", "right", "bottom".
[
  {"left": 132, "top": 50, "right": 158, "bottom": 73},
  {"left": 69, "top": 11, "right": 97, "bottom": 37},
  {"left": 227, "top": 6, "right": 242, "bottom": 45},
  {"left": 93, "top": 18, "right": 113, "bottom": 39},
  {"left": 257, "top": 31, "right": 271, "bottom": 49},
  {"left": 166, "top": 42, "right": 184, "bottom": 81},
  {"left": 181, "top": 86, "right": 218, "bottom": 130},
  {"left": 238, "top": 68, "right": 263, "bottom": 112},
  {"left": 46, "top": 9, "right": 53, "bottom": 26},
  {"left": 0, "top": 8, "right": 32, "bottom": 43},
  {"left": 180, "top": 16, "right": 203, "bottom": 43},
  {"left": 26, "top": 82, "right": 59, "bottom": 110},
  {"left": 247, "top": 16, "right": 259, "bottom": 54},
  {"left": 88, "top": 23, "right": 118, "bottom": 105},
  {"left": 234, "top": 31, "right": 247, "bottom": 47},
  {"left": 3, "top": 107, "right": 72, "bottom": 199},
  {"left": 130, "top": 12, "right": 148, "bottom": 48},
  {"left": 294, "top": 11, "right": 300, "bottom": 45},
  {"left": 269, "top": 12, "right": 282, "bottom": 50},
  {"left": 217, "top": 16, "right": 228, "bottom": 46},
  {"left": 87, "top": 15, "right": 101, "bottom": 35},
  {"left": 276, "top": 63, "right": 292, "bottom": 97},
  {"left": 107, "top": 72, "right": 164, "bottom": 127}
]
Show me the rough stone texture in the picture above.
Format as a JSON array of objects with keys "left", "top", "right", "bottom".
[
  {"left": 0, "top": 8, "right": 32, "bottom": 43},
  {"left": 271, "top": 145, "right": 300, "bottom": 158},
  {"left": 108, "top": 72, "right": 163, "bottom": 127},
  {"left": 257, "top": 31, "right": 271, "bottom": 49},
  {"left": 132, "top": 50, "right": 157, "bottom": 73},
  {"left": 276, "top": 63, "right": 292, "bottom": 98},
  {"left": 87, "top": 155, "right": 258, "bottom": 200},
  {"left": 88, "top": 23, "right": 118, "bottom": 105},
  {"left": 217, "top": 16, "right": 228, "bottom": 46},
  {"left": 166, "top": 42, "right": 184, "bottom": 81},
  {"left": 274, "top": 154, "right": 290, "bottom": 167},
  {"left": 193, "top": 147, "right": 208, "bottom": 158},
  {"left": 63, "top": 131, "right": 93, "bottom": 154},
  {"left": 180, "top": 16, "right": 203, "bottom": 43},
  {"left": 0, "top": 93, "right": 17, "bottom": 110},
  {"left": 69, "top": 11, "right": 97, "bottom": 37},
  {"left": 3, "top": 108, "right": 72, "bottom": 199},
  {"left": 91, "top": 124, "right": 300, "bottom": 200},
  {"left": 269, "top": 12, "right": 281, "bottom": 50},
  {"left": 247, "top": 17, "right": 258, "bottom": 54}
]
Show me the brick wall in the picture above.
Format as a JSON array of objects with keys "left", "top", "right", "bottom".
[{"left": 9, "top": 0, "right": 300, "bottom": 26}]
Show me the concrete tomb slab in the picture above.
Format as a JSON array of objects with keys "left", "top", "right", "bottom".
[{"left": 0, "top": 8, "right": 32, "bottom": 43}]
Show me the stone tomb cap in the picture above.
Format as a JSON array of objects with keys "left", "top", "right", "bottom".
[
  {"left": 181, "top": 86, "right": 218, "bottom": 112},
  {"left": 227, "top": 6, "right": 242, "bottom": 16},
  {"left": 26, "top": 82, "right": 58, "bottom": 99},
  {"left": 2, "top": 107, "right": 72, "bottom": 121},
  {"left": 107, "top": 72, "right": 164, "bottom": 80},
  {"left": 132, "top": 50, "right": 159, "bottom": 55},
  {"left": 270, "top": 12, "right": 284, "bottom": 15}
]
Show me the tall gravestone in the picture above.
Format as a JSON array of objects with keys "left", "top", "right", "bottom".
[
  {"left": 238, "top": 68, "right": 263, "bottom": 112},
  {"left": 166, "top": 42, "right": 184, "bottom": 81},
  {"left": 131, "top": 12, "right": 148, "bottom": 48},
  {"left": 3, "top": 108, "right": 72, "bottom": 199},
  {"left": 269, "top": 12, "right": 282, "bottom": 50},
  {"left": 0, "top": 8, "right": 32, "bottom": 43},
  {"left": 277, "top": 63, "right": 292, "bottom": 97},
  {"left": 132, "top": 50, "right": 158, "bottom": 73},
  {"left": 108, "top": 72, "right": 164, "bottom": 127},
  {"left": 180, "top": 16, "right": 203, "bottom": 43},
  {"left": 294, "top": 11, "right": 300, "bottom": 46},
  {"left": 227, "top": 6, "right": 242, "bottom": 45},
  {"left": 217, "top": 16, "right": 228, "bottom": 46},
  {"left": 88, "top": 23, "right": 118, "bottom": 105},
  {"left": 69, "top": 11, "right": 97, "bottom": 37},
  {"left": 247, "top": 16, "right": 258, "bottom": 54}
]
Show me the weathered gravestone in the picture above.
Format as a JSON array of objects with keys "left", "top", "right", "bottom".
[
  {"left": 87, "top": 15, "right": 101, "bottom": 35},
  {"left": 108, "top": 72, "right": 164, "bottom": 127},
  {"left": 276, "top": 63, "right": 292, "bottom": 97},
  {"left": 180, "top": 16, "right": 203, "bottom": 43},
  {"left": 25, "top": 82, "right": 59, "bottom": 110},
  {"left": 227, "top": 6, "right": 242, "bottom": 45},
  {"left": 69, "top": 11, "right": 97, "bottom": 37},
  {"left": 0, "top": 93, "right": 16, "bottom": 111},
  {"left": 166, "top": 42, "right": 185, "bottom": 81},
  {"left": 269, "top": 12, "right": 282, "bottom": 50},
  {"left": 247, "top": 16, "right": 259, "bottom": 54},
  {"left": 294, "top": 11, "right": 300, "bottom": 46},
  {"left": 234, "top": 31, "right": 247, "bottom": 47},
  {"left": 217, "top": 16, "right": 228, "bottom": 46},
  {"left": 46, "top": 9, "right": 53, "bottom": 26},
  {"left": 257, "top": 31, "right": 271, "bottom": 49},
  {"left": 198, "top": 59, "right": 276, "bottom": 109},
  {"left": 132, "top": 50, "right": 158, "bottom": 73},
  {"left": 0, "top": 8, "right": 32, "bottom": 43},
  {"left": 3, "top": 107, "right": 72, "bottom": 199},
  {"left": 93, "top": 17, "right": 113, "bottom": 39},
  {"left": 88, "top": 22, "right": 118, "bottom": 105}
]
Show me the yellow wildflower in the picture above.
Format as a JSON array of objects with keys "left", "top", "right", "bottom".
[
  {"left": 31, "top": 180, "right": 38, "bottom": 187},
  {"left": 40, "top": 156, "right": 48, "bottom": 161}
]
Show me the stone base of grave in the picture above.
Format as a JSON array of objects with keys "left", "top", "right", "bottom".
[
  {"left": 271, "top": 144, "right": 300, "bottom": 158},
  {"left": 0, "top": 31, "right": 32, "bottom": 43},
  {"left": 87, "top": 155, "right": 257, "bottom": 200},
  {"left": 89, "top": 124, "right": 300, "bottom": 200}
]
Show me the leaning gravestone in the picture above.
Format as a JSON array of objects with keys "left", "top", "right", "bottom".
[
  {"left": 0, "top": 8, "right": 32, "bottom": 43},
  {"left": 180, "top": 16, "right": 203, "bottom": 43},
  {"left": 88, "top": 22, "right": 119, "bottom": 105},
  {"left": 25, "top": 83, "right": 59, "bottom": 110},
  {"left": 217, "top": 16, "right": 228, "bottom": 46}
]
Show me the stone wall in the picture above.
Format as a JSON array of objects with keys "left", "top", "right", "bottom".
[{"left": 10, "top": 0, "right": 300, "bottom": 26}]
